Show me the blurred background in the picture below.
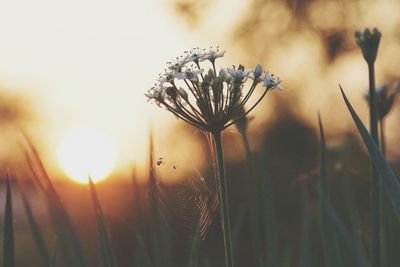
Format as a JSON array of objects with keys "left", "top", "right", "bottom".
[{"left": 1, "top": 0, "right": 400, "bottom": 266}]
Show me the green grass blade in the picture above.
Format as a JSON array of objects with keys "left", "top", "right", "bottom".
[
  {"left": 324, "top": 202, "right": 367, "bottom": 267},
  {"left": 239, "top": 131, "right": 263, "bottom": 266},
  {"left": 133, "top": 233, "right": 152, "bottom": 267},
  {"left": 260, "top": 155, "right": 278, "bottom": 267},
  {"left": 50, "top": 238, "right": 58, "bottom": 267},
  {"left": 203, "top": 257, "right": 211, "bottom": 267},
  {"left": 300, "top": 183, "right": 312, "bottom": 267},
  {"left": 340, "top": 85, "right": 400, "bottom": 220},
  {"left": 131, "top": 172, "right": 153, "bottom": 267},
  {"left": 22, "top": 137, "right": 88, "bottom": 267},
  {"left": 342, "top": 172, "right": 369, "bottom": 266},
  {"left": 319, "top": 114, "right": 368, "bottom": 267},
  {"left": 231, "top": 203, "right": 245, "bottom": 252},
  {"left": 17, "top": 180, "right": 51, "bottom": 266},
  {"left": 281, "top": 243, "right": 293, "bottom": 267},
  {"left": 88, "top": 177, "right": 119, "bottom": 267},
  {"left": 47, "top": 196, "right": 87, "bottom": 267},
  {"left": 187, "top": 228, "right": 200, "bottom": 267},
  {"left": 3, "top": 176, "right": 15, "bottom": 267},
  {"left": 147, "top": 129, "right": 172, "bottom": 267},
  {"left": 318, "top": 114, "right": 343, "bottom": 267}
]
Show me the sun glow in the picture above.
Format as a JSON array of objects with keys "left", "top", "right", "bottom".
[{"left": 57, "top": 126, "right": 117, "bottom": 184}]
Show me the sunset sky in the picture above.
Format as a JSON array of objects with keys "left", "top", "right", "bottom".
[
  {"left": 0, "top": 0, "right": 245, "bottom": 179},
  {"left": 1, "top": 0, "right": 400, "bottom": 182}
]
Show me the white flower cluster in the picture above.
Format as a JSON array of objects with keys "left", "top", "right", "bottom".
[{"left": 145, "top": 47, "right": 281, "bottom": 132}]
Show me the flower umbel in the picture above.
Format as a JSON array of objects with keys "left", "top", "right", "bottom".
[{"left": 146, "top": 47, "right": 281, "bottom": 132}]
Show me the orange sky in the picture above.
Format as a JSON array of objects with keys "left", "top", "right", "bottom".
[
  {"left": 0, "top": 0, "right": 400, "bottom": 182},
  {"left": 0, "top": 0, "right": 248, "bottom": 181}
]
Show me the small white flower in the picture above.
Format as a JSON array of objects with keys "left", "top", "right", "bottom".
[
  {"left": 227, "top": 66, "right": 250, "bottom": 82},
  {"left": 157, "top": 71, "right": 176, "bottom": 85},
  {"left": 145, "top": 84, "right": 166, "bottom": 104},
  {"left": 185, "top": 47, "right": 207, "bottom": 63},
  {"left": 260, "top": 72, "right": 282, "bottom": 90},
  {"left": 200, "top": 47, "right": 225, "bottom": 62},
  {"left": 168, "top": 57, "right": 188, "bottom": 72},
  {"left": 175, "top": 68, "right": 204, "bottom": 82}
]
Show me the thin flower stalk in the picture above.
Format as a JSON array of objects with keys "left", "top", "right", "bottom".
[
  {"left": 146, "top": 47, "right": 281, "bottom": 267},
  {"left": 234, "top": 108, "right": 263, "bottom": 266},
  {"left": 364, "top": 82, "right": 400, "bottom": 266},
  {"left": 355, "top": 27, "right": 381, "bottom": 267}
]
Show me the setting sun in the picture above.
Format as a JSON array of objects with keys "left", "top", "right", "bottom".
[{"left": 57, "top": 126, "right": 117, "bottom": 184}]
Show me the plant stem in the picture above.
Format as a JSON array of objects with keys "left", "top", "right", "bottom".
[
  {"left": 212, "top": 131, "right": 234, "bottom": 267},
  {"left": 379, "top": 118, "right": 385, "bottom": 157},
  {"left": 240, "top": 131, "right": 263, "bottom": 266},
  {"left": 368, "top": 62, "right": 380, "bottom": 267}
]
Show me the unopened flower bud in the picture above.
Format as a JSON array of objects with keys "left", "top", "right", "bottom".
[
  {"left": 219, "top": 69, "right": 227, "bottom": 81},
  {"left": 207, "top": 69, "right": 215, "bottom": 78},
  {"left": 355, "top": 27, "right": 381, "bottom": 64},
  {"left": 179, "top": 87, "right": 188, "bottom": 100},
  {"left": 166, "top": 86, "right": 178, "bottom": 100},
  {"left": 254, "top": 64, "right": 263, "bottom": 78}
]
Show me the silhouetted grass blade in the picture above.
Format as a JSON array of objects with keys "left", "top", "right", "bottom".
[
  {"left": 17, "top": 179, "right": 51, "bottom": 266},
  {"left": 318, "top": 114, "right": 343, "bottom": 267},
  {"left": 88, "top": 177, "right": 118, "bottom": 267},
  {"left": 319, "top": 113, "right": 367, "bottom": 267},
  {"left": 282, "top": 243, "right": 293, "bottom": 267},
  {"left": 340, "top": 85, "right": 400, "bottom": 220},
  {"left": 133, "top": 234, "right": 152, "bottom": 267},
  {"left": 342, "top": 171, "right": 369, "bottom": 266},
  {"left": 231, "top": 203, "right": 245, "bottom": 252},
  {"left": 50, "top": 238, "right": 58, "bottom": 267},
  {"left": 260, "top": 164, "right": 277, "bottom": 267},
  {"left": 3, "top": 176, "right": 14, "bottom": 267},
  {"left": 22, "top": 135, "right": 88, "bottom": 267},
  {"left": 147, "top": 128, "right": 172, "bottom": 267},
  {"left": 187, "top": 227, "right": 200, "bottom": 267},
  {"left": 239, "top": 130, "right": 263, "bottom": 266},
  {"left": 300, "top": 184, "right": 311, "bottom": 267}
]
